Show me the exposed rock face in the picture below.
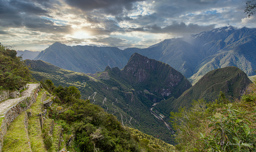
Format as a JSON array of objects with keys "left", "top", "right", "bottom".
[{"left": 120, "top": 53, "right": 192, "bottom": 98}]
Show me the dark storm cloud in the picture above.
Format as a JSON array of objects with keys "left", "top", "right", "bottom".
[
  {"left": 0, "top": 0, "right": 70, "bottom": 34},
  {"left": 9, "top": 0, "right": 48, "bottom": 14},
  {"left": 65, "top": 0, "right": 143, "bottom": 15},
  {"left": 130, "top": 22, "right": 215, "bottom": 34},
  {"left": 23, "top": 16, "right": 72, "bottom": 33},
  {"left": 27, "top": 0, "right": 55, "bottom": 8}
]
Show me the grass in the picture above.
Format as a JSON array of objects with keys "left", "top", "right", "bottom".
[
  {"left": 42, "top": 118, "right": 54, "bottom": 151},
  {"left": 28, "top": 90, "right": 47, "bottom": 152},
  {"left": 2, "top": 112, "right": 31, "bottom": 152},
  {"left": 49, "top": 124, "right": 62, "bottom": 152},
  {"left": 129, "top": 128, "right": 176, "bottom": 152},
  {"left": 0, "top": 115, "right": 4, "bottom": 128}
]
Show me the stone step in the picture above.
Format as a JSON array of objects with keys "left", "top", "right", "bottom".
[{"left": 2, "top": 112, "right": 32, "bottom": 152}]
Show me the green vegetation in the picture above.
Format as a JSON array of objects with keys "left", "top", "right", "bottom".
[
  {"left": 129, "top": 128, "right": 175, "bottom": 152},
  {"left": 170, "top": 83, "right": 256, "bottom": 151},
  {"left": 50, "top": 124, "right": 62, "bottom": 151},
  {"left": 41, "top": 79, "right": 174, "bottom": 151},
  {"left": 0, "top": 44, "right": 31, "bottom": 90},
  {"left": 26, "top": 57, "right": 179, "bottom": 143},
  {"left": 28, "top": 90, "right": 47, "bottom": 152},
  {"left": 155, "top": 67, "right": 252, "bottom": 117},
  {"left": 25, "top": 60, "right": 90, "bottom": 89},
  {"left": 2, "top": 112, "right": 31, "bottom": 152}
]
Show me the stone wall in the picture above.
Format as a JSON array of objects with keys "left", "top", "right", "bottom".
[{"left": 0, "top": 84, "right": 41, "bottom": 152}]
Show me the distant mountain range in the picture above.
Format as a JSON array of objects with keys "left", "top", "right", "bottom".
[
  {"left": 16, "top": 50, "right": 40, "bottom": 60},
  {"left": 34, "top": 26, "right": 256, "bottom": 83},
  {"left": 26, "top": 53, "right": 252, "bottom": 144}
]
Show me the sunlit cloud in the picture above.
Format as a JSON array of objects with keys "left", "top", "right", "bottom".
[{"left": 0, "top": 0, "right": 254, "bottom": 51}]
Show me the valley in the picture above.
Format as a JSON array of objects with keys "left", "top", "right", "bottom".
[
  {"left": 2, "top": 0, "right": 256, "bottom": 150},
  {"left": 26, "top": 52, "right": 252, "bottom": 144}
]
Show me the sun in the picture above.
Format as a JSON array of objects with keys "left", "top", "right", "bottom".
[{"left": 69, "top": 30, "right": 92, "bottom": 39}]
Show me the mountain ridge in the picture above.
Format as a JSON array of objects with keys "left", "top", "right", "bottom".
[
  {"left": 35, "top": 26, "right": 256, "bottom": 83},
  {"left": 27, "top": 53, "right": 192, "bottom": 144}
]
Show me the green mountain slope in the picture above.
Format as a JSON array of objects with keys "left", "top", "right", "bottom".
[
  {"left": 0, "top": 43, "right": 174, "bottom": 151},
  {"left": 155, "top": 66, "right": 252, "bottom": 116},
  {"left": 170, "top": 83, "right": 256, "bottom": 151},
  {"left": 26, "top": 53, "right": 192, "bottom": 144}
]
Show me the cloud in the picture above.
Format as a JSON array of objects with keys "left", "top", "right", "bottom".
[
  {"left": 93, "top": 37, "right": 126, "bottom": 47},
  {"left": 65, "top": 0, "right": 143, "bottom": 15},
  {"left": 0, "top": 30, "right": 8, "bottom": 35},
  {"left": 9, "top": 0, "right": 48, "bottom": 15},
  {"left": 130, "top": 22, "right": 215, "bottom": 35},
  {"left": 0, "top": 0, "right": 253, "bottom": 51}
]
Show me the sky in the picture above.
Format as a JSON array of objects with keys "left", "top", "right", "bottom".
[{"left": 0, "top": 0, "right": 255, "bottom": 51}]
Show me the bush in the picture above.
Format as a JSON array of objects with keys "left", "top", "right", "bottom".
[{"left": 0, "top": 44, "right": 31, "bottom": 90}]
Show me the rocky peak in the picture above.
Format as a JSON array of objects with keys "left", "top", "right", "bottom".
[{"left": 121, "top": 53, "right": 192, "bottom": 98}]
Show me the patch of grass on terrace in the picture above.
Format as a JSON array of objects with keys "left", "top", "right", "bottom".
[
  {"left": 2, "top": 112, "right": 31, "bottom": 152},
  {"left": 28, "top": 90, "right": 47, "bottom": 152}
]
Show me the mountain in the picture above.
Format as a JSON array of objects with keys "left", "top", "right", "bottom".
[
  {"left": 0, "top": 46, "right": 174, "bottom": 151},
  {"left": 124, "top": 39, "right": 200, "bottom": 78},
  {"left": 155, "top": 66, "right": 252, "bottom": 115},
  {"left": 26, "top": 53, "right": 192, "bottom": 144},
  {"left": 16, "top": 50, "right": 40, "bottom": 60},
  {"left": 35, "top": 42, "right": 129, "bottom": 74},
  {"left": 189, "top": 26, "right": 256, "bottom": 83},
  {"left": 35, "top": 27, "right": 256, "bottom": 83},
  {"left": 126, "top": 26, "right": 256, "bottom": 81}
]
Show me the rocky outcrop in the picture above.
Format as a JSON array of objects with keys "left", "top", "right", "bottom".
[{"left": 120, "top": 53, "right": 192, "bottom": 99}]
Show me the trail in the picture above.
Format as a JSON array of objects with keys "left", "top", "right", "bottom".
[
  {"left": 120, "top": 113, "right": 124, "bottom": 126},
  {"left": 102, "top": 97, "right": 107, "bottom": 105},
  {"left": 88, "top": 92, "right": 97, "bottom": 103},
  {"left": 150, "top": 103, "right": 173, "bottom": 132},
  {"left": 0, "top": 84, "right": 40, "bottom": 115},
  {"left": 129, "top": 117, "right": 133, "bottom": 125}
]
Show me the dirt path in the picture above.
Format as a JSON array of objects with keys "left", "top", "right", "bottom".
[{"left": 0, "top": 83, "right": 40, "bottom": 115}]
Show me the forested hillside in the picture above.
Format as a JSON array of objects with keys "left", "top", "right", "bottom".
[
  {"left": 26, "top": 53, "right": 192, "bottom": 144},
  {"left": 0, "top": 45, "right": 174, "bottom": 152},
  {"left": 41, "top": 80, "right": 175, "bottom": 151},
  {"left": 155, "top": 66, "right": 252, "bottom": 116},
  {"left": 170, "top": 82, "right": 256, "bottom": 151},
  {"left": 0, "top": 44, "right": 31, "bottom": 90}
]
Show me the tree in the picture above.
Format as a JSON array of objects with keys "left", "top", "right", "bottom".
[{"left": 245, "top": 0, "right": 256, "bottom": 17}]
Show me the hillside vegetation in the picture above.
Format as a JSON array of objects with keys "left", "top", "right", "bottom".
[
  {"left": 154, "top": 66, "right": 252, "bottom": 117},
  {"left": 41, "top": 80, "right": 175, "bottom": 152},
  {"left": 26, "top": 53, "right": 192, "bottom": 144},
  {"left": 0, "top": 44, "right": 31, "bottom": 90},
  {"left": 170, "top": 82, "right": 256, "bottom": 151}
]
